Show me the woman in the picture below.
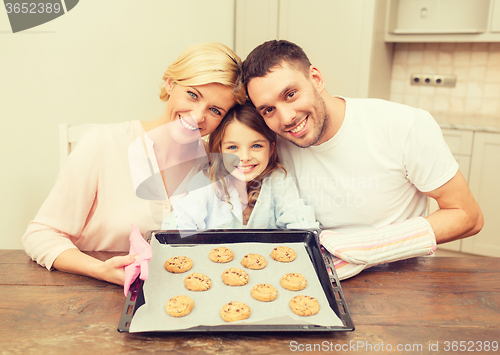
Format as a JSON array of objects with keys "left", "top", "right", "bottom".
[{"left": 22, "top": 42, "right": 246, "bottom": 285}]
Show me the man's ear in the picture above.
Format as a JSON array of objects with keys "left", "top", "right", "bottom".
[
  {"left": 309, "top": 66, "right": 325, "bottom": 92},
  {"left": 164, "top": 77, "right": 175, "bottom": 95}
]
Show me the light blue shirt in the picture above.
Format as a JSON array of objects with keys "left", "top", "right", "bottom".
[{"left": 163, "top": 169, "right": 319, "bottom": 230}]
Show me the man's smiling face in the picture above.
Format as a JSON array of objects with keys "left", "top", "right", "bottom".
[{"left": 247, "top": 62, "right": 330, "bottom": 148}]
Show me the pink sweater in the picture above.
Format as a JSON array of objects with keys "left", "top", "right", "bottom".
[{"left": 22, "top": 121, "right": 163, "bottom": 270}]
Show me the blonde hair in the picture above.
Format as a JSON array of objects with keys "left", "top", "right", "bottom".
[{"left": 160, "top": 42, "right": 246, "bottom": 104}]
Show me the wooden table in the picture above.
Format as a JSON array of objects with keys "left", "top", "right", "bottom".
[{"left": 1, "top": 250, "right": 499, "bottom": 354}]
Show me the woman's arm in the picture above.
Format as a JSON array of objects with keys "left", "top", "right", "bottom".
[
  {"left": 53, "top": 249, "right": 136, "bottom": 285},
  {"left": 23, "top": 127, "right": 138, "bottom": 280},
  {"left": 22, "top": 129, "right": 103, "bottom": 269}
]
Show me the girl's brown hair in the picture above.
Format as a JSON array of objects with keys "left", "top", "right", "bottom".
[{"left": 206, "top": 102, "right": 285, "bottom": 207}]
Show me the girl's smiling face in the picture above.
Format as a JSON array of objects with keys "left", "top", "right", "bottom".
[{"left": 221, "top": 120, "right": 274, "bottom": 182}]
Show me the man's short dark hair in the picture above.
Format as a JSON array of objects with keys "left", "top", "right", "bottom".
[{"left": 242, "top": 40, "right": 312, "bottom": 86}]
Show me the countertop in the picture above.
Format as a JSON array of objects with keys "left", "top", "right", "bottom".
[
  {"left": 432, "top": 112, "right": 500, "bottom": 133},
  {"left": 2, "top": 250, "right": 500, "bottom": 354}
]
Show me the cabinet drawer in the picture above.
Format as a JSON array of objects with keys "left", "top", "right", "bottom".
[
  {"left": 441, "top": 129, "right": 474, "bottom": 156},
  {"left": 387, "top": 0, "right": 490, "bottom": 35}
]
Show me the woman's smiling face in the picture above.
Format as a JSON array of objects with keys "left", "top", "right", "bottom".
[
  {"left": 221, "top": 120, "right": 274, "bottom": 182},
  {"left": 164, "top": 79, "right": 236, "bottom": 140}
]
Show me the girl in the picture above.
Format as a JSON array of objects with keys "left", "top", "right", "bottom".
[
  {"left": 170, "top": 102, "right": 319, "bottom": 230},
  {"left": 22, "top": 43, "right": 246, "bottom": 285}
]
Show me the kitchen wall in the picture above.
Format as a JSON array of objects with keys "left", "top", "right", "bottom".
[
  {"left": 389, "top": 42, "right": 500, "bottom": 116},
  {"left": 0, "top": 0, "right": 235, "bottom": 249}
]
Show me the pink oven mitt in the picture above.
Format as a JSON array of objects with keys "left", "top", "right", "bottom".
[{"left": 123, "top": 224, "right": 153, "bottom": 296}]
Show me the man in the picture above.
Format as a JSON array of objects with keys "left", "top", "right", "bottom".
[{"left": 242, "top": 40, "right": 483, "bottom": 279}]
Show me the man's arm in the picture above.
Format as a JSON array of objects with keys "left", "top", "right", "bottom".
[
  {"left": 424, "top": 170, "right": 483, "bottom": 244},
  {"left": 320, "top": 170, "right": 483, "bottom": 280}
]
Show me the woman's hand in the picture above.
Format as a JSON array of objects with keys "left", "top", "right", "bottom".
[
  {"left": 98, "top": 254, "right": 137, "bottom": 286},
  {"left": 53, "top": 249, "right": 137, "bottom": 286}
]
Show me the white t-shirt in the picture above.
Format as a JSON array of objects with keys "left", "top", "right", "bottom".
[{"left": 278, "top": 98, "right": 458, "bottom": 233}]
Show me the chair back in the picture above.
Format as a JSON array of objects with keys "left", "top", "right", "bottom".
[{"left": 59, "top": 123, "right": 100, "bottom": 170}]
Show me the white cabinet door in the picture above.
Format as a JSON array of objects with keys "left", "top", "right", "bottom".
[
  {"left": 441, "top": 129, "right": 474, "bottom": 156},
  {"left": 278, "top": 0, "right": 392, "bottom": 99},
  {"left": 462, "top": 132, "right": 500, "bottom": 257},
  {"left": 235, "top": 0, "right": 279, "bottom": 59},
  {"left": 387, "top": 0, "right": 490, "bottom": 34},
  {"left": 235, "top": 0, "right": 393, "bottom": 99},
  {"left": 491, "top": 0, "right": 500, "bottom": 33},
  {"left": 386, "top": 0, "right": 500, "bottom": 42}
]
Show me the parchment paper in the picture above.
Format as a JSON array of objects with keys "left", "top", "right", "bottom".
[{"left": 129, "top": 236, "right": 343, "bottom": 332}]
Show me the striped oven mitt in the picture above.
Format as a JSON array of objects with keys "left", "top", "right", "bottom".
[{"left": 319, "top": 217, "right": 437, "bottom": 280}]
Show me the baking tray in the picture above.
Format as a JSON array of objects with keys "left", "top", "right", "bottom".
[{"left": 118, "top": 229, "right": 354, "bottom": 332}]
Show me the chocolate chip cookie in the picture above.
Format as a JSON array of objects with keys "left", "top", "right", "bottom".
[
  {"left": 165, "top": 295, "right": 194, "bottom": 317},
  {"left": 270, "top": 246, "right": 297, "bottom": 262},
  {"left": 241, "top": 253, "right": 267, "bottom": 270},
  {"left": 289, "top": 295, "right": 320, "bottom": 316},
  {"left": 220, "top": 301, "right": 251, "bottom": 322},
  {"left": 280, "top": 272, "right": 307, "bottom": 291},
  {"left": 164, "top": 256, "right": 193, "bottom": 273},
  {"left": 251, "top": 283, "right": 278, "bottom": 302},
  {"left": 184, "top": 272, "right": 212, "bottom": 291},
  {"left": 209, "top": 247, "right": 234, "bottom": 263},
  {"left": 222, "top": 268, "right": 249, "bottom": 286}
]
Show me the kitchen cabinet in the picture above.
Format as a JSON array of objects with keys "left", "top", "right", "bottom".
[
  {"left": 441, "top": 129, "right": 473, "bottom": 185},
  {"left": 385, "top": 0, "right": 500, "bottom": 42},
  {"left": 235, "top": 0, "right": 393, "bottom": 99},
  {"left": 462, "top": 132, "right": 500, "bottom": 257},
  {"left": 387, "top": 0, "right": 490, "bottom": 35},
  {"left": 434, "top": 128, "right": 500, "bottom": 257},
  {"left": 234, "top": 0, "right": 279, "bottom": 58},
  {"left": 492, "top": 0, "right": 500, "bottom": 32}
]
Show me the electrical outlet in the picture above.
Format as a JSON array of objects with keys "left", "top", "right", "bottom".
[{"left": 410, "top": 74, "right": 456, "bottom": 87}]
